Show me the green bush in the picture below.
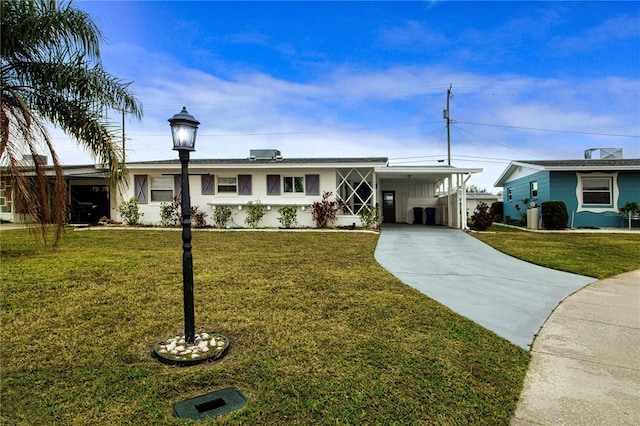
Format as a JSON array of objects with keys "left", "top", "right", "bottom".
[
  {"left": 117, "top": 197, "right": 143, "bottom": 225},
  {"left": 213, "top": 205, "right": 233, "bottom": 228},
  {"left": 159, "top": 201, "right": 179, "bottom": 227},
  {"left": 542, "top": 201, "right": 568, "bottom": 230},
  {"left": 470, "top": 202, "right": 494, "bottom": 231},
  {"left": 491, "top": 201, "right": 503, "bottom": 217},
  {"left": 245, "top": 200, "right": 266, "bottom": 228},
  {"left": 277, "top": 205, "right": 298, "bottom": 228},
  {"left": 359, "top": 205, "right": 381, "bottom": 228}
]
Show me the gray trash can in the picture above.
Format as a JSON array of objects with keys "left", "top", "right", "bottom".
[{"left": 413, "top": 207, "right": 423, "bottom": 224}]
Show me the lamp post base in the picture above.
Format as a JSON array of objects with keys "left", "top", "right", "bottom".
[{"left": 152, "top": 332, "right": 229, "bottom": 366}]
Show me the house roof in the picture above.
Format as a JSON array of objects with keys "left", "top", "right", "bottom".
[
  {"left": 126, "top": 156, "right": 390, "bottom": 170},
  {"left": 494, "top": 159, "right": 640, "bottom": 187}
]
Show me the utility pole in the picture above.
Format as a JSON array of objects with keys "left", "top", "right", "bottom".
[
  {"left": 443, "top": 84, "right": 452, "bottom": 166},
  {"left": 122, "top": 109, "right": 126, "bottom": 163}
]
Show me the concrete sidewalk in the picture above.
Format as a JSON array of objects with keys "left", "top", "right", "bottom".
[
  {"left": 374, "top": 225, "right": 595, "bottom": 349},
  {"left": 512, "top": 269, "right": 640, "bottom": 425}
]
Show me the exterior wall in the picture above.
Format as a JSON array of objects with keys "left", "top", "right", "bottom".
[
  {"left": 116, "top": 166, "right": 368, "bottom": 228},
  {"left": 379, "top": 178, "right": 439, "bottom": 224},
  {"left": 503, "top": 170, "right": 549, "bottom": 223},
  {"left": 502, "top": 170, "right": 640, "bottom": 228},
  {"left": 465, "top": 195, "right": 501, "bottom": 220}
]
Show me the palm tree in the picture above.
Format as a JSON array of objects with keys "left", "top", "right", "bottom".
[{"left": 1, "top": 0, "right": 142, "bottom": 243}]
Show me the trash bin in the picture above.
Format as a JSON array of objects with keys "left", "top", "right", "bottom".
[
  {"left": 413, "top": 207, "right": 424, "bottom": 224},
  {"left": 425, "top": 207, "right": 436, "bottom": 225}
]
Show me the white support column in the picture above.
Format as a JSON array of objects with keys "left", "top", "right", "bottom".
[
  {"left": 462, "top": 174, "right": 472, "bottom": 230},
  {"left": 455, "top": 174, "right": 462, "bottom": 229},
  {"left": 447, "top": 175, "right": 453, "bottom": 227}
]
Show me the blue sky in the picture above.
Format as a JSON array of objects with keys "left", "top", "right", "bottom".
[{"left": 56, "top": 0, "right": 640, "bottom": 190}]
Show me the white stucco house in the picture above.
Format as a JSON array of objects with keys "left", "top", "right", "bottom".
[
  {"left": 1, "top": 149, "right": 482, "bottom": 229},
  {"left": 119, "top": 149, "right": 481, "bottom": 228}
]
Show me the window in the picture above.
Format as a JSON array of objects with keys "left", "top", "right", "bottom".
[
  {"left": 284, "top": 176, "right": 304, "bottom": 193},
  {"left": 238, "top": 175, "right": 252, "bottom": 195},
  {"left": 267, "top": 175, "right": 280, "bottom": 195},
  {"left": 530, "top": 181, "right": 538, "bottom": 198},
  {"left": 134, "top": 175, "right": 148, "bottom": 204},
  {"left": 150, "top": 176, "right": 173, "bottom": 202},
  {"left": 576, "top": 173, "right": 618, "bottom": 213},
  {"left": 201, "top": 175, "right": 215, "bottom": 195},
  {"left": 217, "top": 176, "right": 237, "bottom": 193},
  {"left": 305, "top": 174, "right": 320, "bottom": 195},
  {"left": 582, "top": 177, "right": 612, "bottom": 205},
  {"left": 507, "top": 187, "right": 513, "bottom": 202}
]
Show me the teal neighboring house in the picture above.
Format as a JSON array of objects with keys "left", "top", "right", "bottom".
[{"left": 495, "top": 158, "right": 640, "bottom": 228}]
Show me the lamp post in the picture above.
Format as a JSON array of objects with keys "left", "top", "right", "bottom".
[{"left": 168, "top": 107, "right": 200, "bottom": 344}]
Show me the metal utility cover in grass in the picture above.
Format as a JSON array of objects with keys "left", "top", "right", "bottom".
[{"left": 173, "top": 387, "right": 247, "bottom": 420}]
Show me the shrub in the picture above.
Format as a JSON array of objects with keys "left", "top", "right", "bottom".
[
  {"left": 620, "top": 201, "right": 640, "bottom": 217},
  {"left": 245, "top": 200, "right": 266, "bottom": 228},
  {"left": 470, "top": 202, "right": 494, "bottom": 231},
  {"left": 213, "top": 205, "right": 233, "bottom": 228},
  {"left": 159, "top": 201, "right": 179, "bottom": 227},
  {"left": 491, "top": 201, "right": 503, "bottom": 216},
  {"left": 117, "top": 197, "right": 143, "bottom": 225},
  {"left": 169, "top": 197, "right": 208, "bottom": 228},
  {"left": 359, "top": 205, "right": 381, "bottom": 228},
  {"left": 277, "top": 205, "right": 298, "bottom": 228},
  {"left": 542, "top": 201, "right": 568, "bottom": 230},
  {"left": 311, "top": 191, "right": 341, "bottom": 228},
  {"left": 490, "top": 201, "right": 504, "bottom": 224},
  {"left": 191, "top": 206, "right": 208, "bottom": 228}
]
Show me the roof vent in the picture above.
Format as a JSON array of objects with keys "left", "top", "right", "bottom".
[
  {"left": 584, "top": 148, "right": 623, "bottom": 160},
  {"left": 249, "top": 149, "right": 282, "bottom": 160}
]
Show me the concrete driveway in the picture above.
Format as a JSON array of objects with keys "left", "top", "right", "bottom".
[{"left": 374, "top": 225, "right": 595, "bottom": 349}]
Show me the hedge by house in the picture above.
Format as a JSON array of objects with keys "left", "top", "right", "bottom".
[{"left": 542, "top": 201, "right": 568, "bottom": 230}]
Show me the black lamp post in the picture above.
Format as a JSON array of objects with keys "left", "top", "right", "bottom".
[{"left": 168, "top": 107, "right": 200, "bottom": 344}]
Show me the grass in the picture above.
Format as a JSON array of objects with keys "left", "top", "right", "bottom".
[
  {"left": 1, "top": 228, "right": 528, "bottom": 425},
  {"left": 471, "top": 225, "right": 640, "bottom": 279}
]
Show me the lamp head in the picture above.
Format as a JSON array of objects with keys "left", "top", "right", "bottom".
[{"left": 168, "top": 107, "right": 200, "bottom": 151}]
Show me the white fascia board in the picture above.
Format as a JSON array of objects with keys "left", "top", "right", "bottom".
[
  {"left": 376, "top": 166, "right": 482, "bottom": 174},
  {"left": 494, "top": 161, "right": 546, "bottom": 187}
]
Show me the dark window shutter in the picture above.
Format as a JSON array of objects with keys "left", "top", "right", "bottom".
[
  {"left": 202, "top": 175, "right": 215, "bottom": 195},
  {"left": 305, "top": 174, "right": 320, "bottom": 195},
  {"left": 238, "top": 175, "right": 252, "bottom": 195},
  {"left": 134, "top": 175, "right": 148, "bottom": 204},
  {"left": 267, "top": 175, "right": 281, "bottom": 195},
  {"left": 174, "top": 175, "right": 182, "bottom": 200}
]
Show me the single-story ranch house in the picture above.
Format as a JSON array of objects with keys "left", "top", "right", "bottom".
[
  {"left": 494, "top": 157, "right": 640, "bottom": 229},
  {"left": 1, "top": 149, "right": 482, "bottom": 229}
]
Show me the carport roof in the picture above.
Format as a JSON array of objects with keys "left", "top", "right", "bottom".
[{"left": 375, "top": 165, "right": 482, "bottom": 179}]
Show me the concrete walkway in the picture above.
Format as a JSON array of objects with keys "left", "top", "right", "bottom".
[
  {"left": 374, "top": 225, "right": 595, "bottom": 349},
  {"left": 512, "top": 269, "right": 640, "bottom": 425}
]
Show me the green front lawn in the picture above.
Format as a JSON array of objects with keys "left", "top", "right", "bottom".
[
  {"left": 471, "top": 225, "right": 640, "bottom": 280},
  {"left": 1, "top": 229, "right": 528, "bottom": 425}
]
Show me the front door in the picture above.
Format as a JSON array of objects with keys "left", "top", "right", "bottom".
[{"left": 382, "top": 191, "right": 396, "bottom": 223}]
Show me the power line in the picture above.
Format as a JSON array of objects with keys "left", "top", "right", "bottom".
[{"left": 457, "top": 121, "right": 640, "bottom": 138}]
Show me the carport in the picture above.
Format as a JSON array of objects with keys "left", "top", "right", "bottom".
[{"left": 375, "top": 165, "right": 482, "bottom": 229}]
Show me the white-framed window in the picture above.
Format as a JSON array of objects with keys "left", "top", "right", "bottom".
[
  {"left": 530, "top": 181, "right": 538, "bottom": 198},
  {"left": 507, "top": 187, "right": 513, "bottom": 202},
  {"left": 576, "top": 172, "right": 619, "bottom": 213},
  {"left": 217, "top": 176, "right": 237, "bottom": 193},
  {"left": 150, "top": 176, "right": 173, "bottom": 202},
  {"left": 582, "top": 177, "right": 612, "bottom": 205},
  {"left": 284, "top": 176, "right": 304, "bottom": 194}
]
